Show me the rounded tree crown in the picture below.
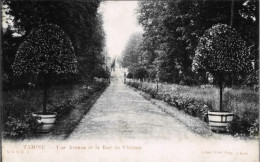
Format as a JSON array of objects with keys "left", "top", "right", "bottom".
[
  {"left": 13, "top": 24, "right": 77, "bottom": 75},
  {"left": 193, "top": 24, "right": 252, "bottom": 75}
]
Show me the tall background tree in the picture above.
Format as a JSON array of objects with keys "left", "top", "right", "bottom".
[
  {"left": 121, "top": 32, "right": 143, "bottom": 68},
  {"left": 3, "top": 0, "right": 106, "bottom": 87},
  {"left": 134, "top": 0, "right": 258, "bottom": 86}
]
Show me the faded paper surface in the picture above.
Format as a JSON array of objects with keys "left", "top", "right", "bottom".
[
  {"left": 2, "top": 1, "right": 259, "bottom": 162},
  {"left": 2, "top": 138, "right": 258, "bottom": 162}
]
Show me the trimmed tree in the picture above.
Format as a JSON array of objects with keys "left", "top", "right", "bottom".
[
  {"left": 12, "top": 24, "right": 77, "bottom": 114},
  {"left": 193, "top": 24, "right": 252, "bottom": 111}
]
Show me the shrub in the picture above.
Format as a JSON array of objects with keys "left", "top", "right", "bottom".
[
  {"left": 4, "top": 114, "right": 41, "bottom": 139},
  {"left": 52, "top": 101, "right": 75, "bottom": 118},
  {"left": 164, "top": 94, "right": 171, "bottom": 102},
  {"left": 130, "top": 82, "right": 140, "bottom": 89},
  {"left": 126, "top": 72, "right": 133, "bottom": 78},
  {"left": 248, "top": 120, "right": 259, "bottom": 138},
  {"left": 134, "top": 67, "right": 148, "bottom": 80},
  {"left": 92, "top": 81, "right": 107, "bottom": 91},
  {"left": 179, "top": 75, "right": 198, "bottom": 86},
  {"left": 127, "top": 80, "right": 258, "bottom": 137},
  {"left": 93, "top": 66, "right": 110, "bottom": 79},
  {"left": 149, "top": 88, "right": 158, "bottom": 98},
  {"left": 243, "top": 70, "right": 259, "bottom": 87}
]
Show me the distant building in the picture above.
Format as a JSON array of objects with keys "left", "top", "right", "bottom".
[{"left": 101, "top": 47, "right": 111, "bottom": 71}]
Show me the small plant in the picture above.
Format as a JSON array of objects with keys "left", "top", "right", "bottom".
[
  {"left": 228, "top": 109, "right": 258, "bottom": 137},
  {"left": 148, "top": 87, "right": 158, "bottom": 98},
  {"left": 126, "top": 72, "right": 133, "bottom": 78},
  {"left": 4, "top": 114, "right": 41, "bottom": 139},
  {"left": 249, "top": 120, "right": 259, "bottom": 138},
  {"left": 52, "top": 101, "right": 75, "bottom": 118},
  {"left": 170, "top": 92, "right": 181, "bottom": 108},
  {"left": 164, "top": 94, "right": 171, "bottom": 102}
]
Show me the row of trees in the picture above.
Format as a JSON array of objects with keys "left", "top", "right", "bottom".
[
  {"left": 2, "top": 0, "right": 108, "bottom": 89},
  {"left": 121, "top": 0, "right": 258, "bottom": 86}
]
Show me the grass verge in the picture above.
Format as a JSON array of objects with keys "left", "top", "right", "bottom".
[
  {"left": 53, "top": 86, "right": 107, "bottom": 139},
  {"left": 126, "top": 81, "right": 259, "bottom": 138}
]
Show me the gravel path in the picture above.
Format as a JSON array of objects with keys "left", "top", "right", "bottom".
[
  {"left": 68, "top": 68, "right": 258, "bottom": 152},
  {"left": 69, "top": 68, "right": 203, "bottom": 140}
]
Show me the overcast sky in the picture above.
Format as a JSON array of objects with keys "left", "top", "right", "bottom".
[{"left": 99, "top": 1, "right": 143, "bottom": 58}]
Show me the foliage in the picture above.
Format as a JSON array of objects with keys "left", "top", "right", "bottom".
[
  {"left": 3, "top": 81, "right": 109, "bottom": 139},
  {"left": 12, "top": 23, "right": 78, "bottom": 114},
  {"left": 134, "top": 67, "right": 148, "bottom": 80},
  {"left": 135, "top": 0, "right": 258, "bottom": 84},
  {"left": 193, "top": 24, "right": 252, "bottom": 111},
  {"left": 229, "top": 113, "right": 259, "bottom": 137},
  {"left": 126, "top": 72, "right": 133, "bottom": 79},
  {"left": 147, "top": 67, "right": 157, "bottom": 81},
  {"left": 248, "top": 120, "right": 259, "bottom": 138},
  {"left": 51, "top": 81, "right": 108, "bottom": 118},
  {"left": 5, "top": 0, "right": 105, "bottom": 82},
  {"left": 243, "top": 70, "right": 259, "bottom": 87},
  {"left": 12, "top": 24, "right": 77, "bottom": 76},
  {"left": 126, "top": 80, "right": 258, "bottom": 137},
  {"left": 193, "top": 24, "right": 252, "bottom": 75},
  {"left": 179, "top": 75, "right": 199, "bottom": 86},
  {"left": 93, "top": 66, "right": 110, "bottom": 79},
  {"left": 2, "top": 26, "right": 24, "bottom": 87},
  {"left": 121, "top": 32, "right": 143, "bottom": 68},
  {"left": 91, "top": 81, "right": 109, "bottom": 91},
  {"left": 137, "top": 1, "right": 167, "bottom": 66},
  {"left": 4, "top": 113, "right": 41, "bottom": 139},
  {"left": 127, "top": 82, "right": 140, "bottom": 89},
  {"left": 2, "top": 72, "right": 9, "bottom": 83},
  {"left": 52, "top": 101, "right": 75, "bottom": 118}
]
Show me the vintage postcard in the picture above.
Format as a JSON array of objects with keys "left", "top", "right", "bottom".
[{"left": 1, "top": 0, "right": 259, "bottom": 161}]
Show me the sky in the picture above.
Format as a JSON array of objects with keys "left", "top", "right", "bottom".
[
  {"left": 2, "top": 4, "right": 13, "bottom": 29},
  {"left": 99, "top": 1, "right": 143, "bottom": 58}
]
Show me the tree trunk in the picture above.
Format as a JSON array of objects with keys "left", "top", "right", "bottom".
[
  {"left": 230, "top": 0, "right": 234, "bottom": 27},
  {"left": 230, "top": 0, "right": 235, "bottom": 87},
  {"left": 218, "top": 74, "right": 223, "bottom": 112},
  {"left": 256, "top": 0, "right": 259, "bottom": 73},
  {"left": 0, "top": 0, "right": 3, "bottom": 129},
  {"left": 156, "top": 80, "right": 159, "bottom": 92},
  {"left": 43, "top": 74, "right": 48, "bottom": 114}
]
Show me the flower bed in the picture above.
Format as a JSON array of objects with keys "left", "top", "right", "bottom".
[{"left": 126, "top": 80, "right": 259, "bottom": 138}]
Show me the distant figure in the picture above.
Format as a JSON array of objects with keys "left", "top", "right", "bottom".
[
  {"left": 124, "top": 72, "right": 126, "bottom": 84},
  {"left": 111, "top": 58, "right": 115, "bottom": 71}
]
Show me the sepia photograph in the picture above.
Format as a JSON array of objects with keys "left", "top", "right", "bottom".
[{"left": 1, "top": 0, "right": 259, "bottom": 161}]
